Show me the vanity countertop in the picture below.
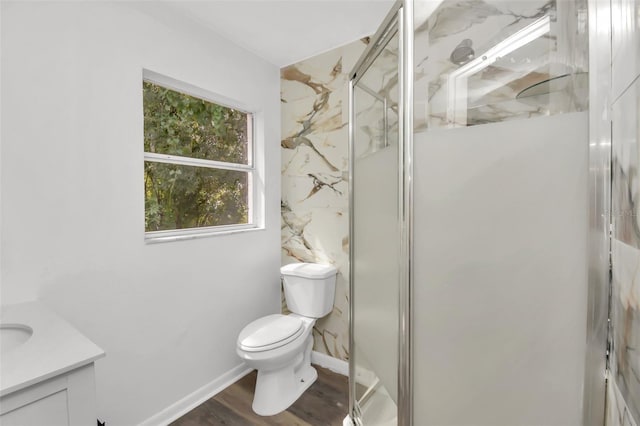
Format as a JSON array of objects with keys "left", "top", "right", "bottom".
[{"left": 0, "top": 301, "right": 105, "bottom": 396}]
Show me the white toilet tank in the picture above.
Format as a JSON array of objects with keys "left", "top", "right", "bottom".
[{"left": 280, "top": 263, "right": 337, "bottom": 318}]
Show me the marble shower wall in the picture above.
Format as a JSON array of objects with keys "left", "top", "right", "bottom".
[
  {"left": 609, "top": 0, "right": 640, "bottom": 423},
  {"left": 608, "top": 378, "right": 639, "bottom": 426},
  {"left": 281, "top": 40, "right": 367, "bottom": 361}
]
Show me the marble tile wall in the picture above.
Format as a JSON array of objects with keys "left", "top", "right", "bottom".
[
  {"left": 281, "top": 40, "right": 367, "bottom": 361},
  {"left": 610, "top": 1, "right": 640, "bottom": 423},
  {"left": 608, "top": 379, "right": 639, "bottom": 426}
]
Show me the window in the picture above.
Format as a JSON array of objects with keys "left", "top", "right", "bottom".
[{"left": 143, "top": 73, "right": 256, "bottom": 241}]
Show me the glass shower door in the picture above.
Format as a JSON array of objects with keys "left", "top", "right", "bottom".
[{"left": 350, "top": 17, "right": 400, "bottom": 426}]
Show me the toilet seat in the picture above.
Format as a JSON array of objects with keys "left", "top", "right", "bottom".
[{"left": 238, "top": 314, "right": 304, "bottom": 352}]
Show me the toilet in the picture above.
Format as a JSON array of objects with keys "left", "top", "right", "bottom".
[{"left": 236, "top": 262, "right": 337, "bottom": 416}]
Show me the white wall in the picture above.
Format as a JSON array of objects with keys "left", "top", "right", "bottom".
[
  {"left": 413, "top": 112, "right": 588, "bottom": 425},
  {"left": 0, "top": 2, "right": 281, "bottom": 425}
]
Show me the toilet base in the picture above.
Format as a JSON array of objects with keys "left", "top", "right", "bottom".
[{"left": 251, "top": 337, "right": 317, "bottom": 416}]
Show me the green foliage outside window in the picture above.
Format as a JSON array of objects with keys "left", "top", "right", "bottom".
[{"left": 143, "top": 81, "right": 250, "bottom": 232}]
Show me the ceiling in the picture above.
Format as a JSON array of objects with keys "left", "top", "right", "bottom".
[{"left": 159, "top": 0, "right": 395, "bottom": 67}]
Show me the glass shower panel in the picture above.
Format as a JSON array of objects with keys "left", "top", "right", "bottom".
[
  {"left": 352, "top": 29, "right": 400, "bottom": 425},
  {"left": 413, "top": 0, "right": 588, "bottom": 131},
  {"left": 412, "top": 0, "right": 589, "bottom": 424}
]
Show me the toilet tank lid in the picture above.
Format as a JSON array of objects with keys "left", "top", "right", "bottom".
[{"left": 280, "top": 263, "right": 337, "bottom": 279}]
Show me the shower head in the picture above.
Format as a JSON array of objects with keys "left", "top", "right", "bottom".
[{"left": 450, "top": 39, "right": 475, "bottom": 66}]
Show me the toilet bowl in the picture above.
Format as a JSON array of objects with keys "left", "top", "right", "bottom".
[
  {"left": 236, "top": 262, "right": 337, "bottom": 416},
  {"left": 237, "top": 313, "right": 317, "bottom": 415}
]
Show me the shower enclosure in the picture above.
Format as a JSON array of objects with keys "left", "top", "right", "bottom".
[
  {"left": 348, "top": 0, "right": 603, "bottom": 425},
  {"left": 349, "top": 5, "right": 407, "bottom": 424}
]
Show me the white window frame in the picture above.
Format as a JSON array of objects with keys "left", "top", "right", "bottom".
[{"left": 143, "top": 70, "right": 261, "bottom": 243}]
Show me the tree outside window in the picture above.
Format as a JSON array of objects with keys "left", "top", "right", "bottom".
[{"left": 143, "top": 80, "right": 254, "bottom": 236}]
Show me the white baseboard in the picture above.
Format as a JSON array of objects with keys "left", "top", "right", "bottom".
[
  {"left": 311, "top": 350, "right": 348, "bottom": 376},
  {"left": 138, "top": 363, "right": 252, "bottom": 426},
  {"left": 138, "top": 353, "right": 346, "bottom": 425}
]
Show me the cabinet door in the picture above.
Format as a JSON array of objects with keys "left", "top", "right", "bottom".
[
  {"left": 0, "top": 364, "right": 97, "bottom": 426},
  {"left": 1, "top": 389, "right": 69, "bottom": 426}
]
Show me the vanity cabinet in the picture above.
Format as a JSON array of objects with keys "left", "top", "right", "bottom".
[
  {"left": 0, "top": 363, "right": 98, "bottom": 426},
  {"left": 1, "top": 302, "right": 105, "bottom": 426}
]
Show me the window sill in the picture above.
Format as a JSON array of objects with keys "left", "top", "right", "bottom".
[{"left": 144, "top": 224, "right": 264, "bottom": 244}]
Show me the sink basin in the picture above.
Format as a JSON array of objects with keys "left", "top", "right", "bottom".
[{"left": 0, "top": 324, "right": 33, "bottom": 356}]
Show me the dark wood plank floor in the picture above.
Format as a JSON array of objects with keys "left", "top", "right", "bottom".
[{"left": 170, "top": 365, "right": 348, "bottom": 426}]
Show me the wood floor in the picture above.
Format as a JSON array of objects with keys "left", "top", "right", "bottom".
[{"left": 170, "top": 365, "right": 348, "bottom": 426}]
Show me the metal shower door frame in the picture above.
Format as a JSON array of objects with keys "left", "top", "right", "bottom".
[{"left": 347, "top": 1, "right": 414, "bottom": 425}]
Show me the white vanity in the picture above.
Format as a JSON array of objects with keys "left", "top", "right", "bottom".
[{"left": 0, "top": 302, "right": 105, "bottom": 425}]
